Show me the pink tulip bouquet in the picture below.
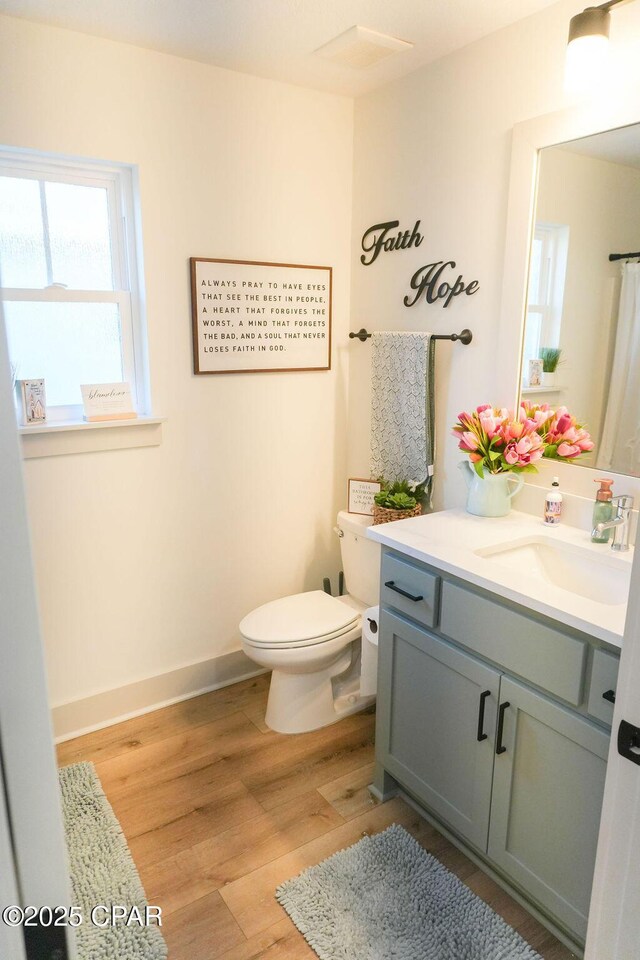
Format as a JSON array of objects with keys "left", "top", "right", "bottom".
[{"left": 453, "top": 401, "right": 594, "bottom": 478}]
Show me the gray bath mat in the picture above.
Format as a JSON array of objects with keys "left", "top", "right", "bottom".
[
  {"left": 276, "top": 823, "right": 542, "bottom": 960},
  {"left": 59, "top": 761, "right": 167, "bottom": 960}
]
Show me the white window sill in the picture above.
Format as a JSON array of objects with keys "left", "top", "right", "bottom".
[
  {"left": 19, "top": 415, "right": 165, "bottom": 459},
  {"left": 521, "top": 385, "right": 564, "bottom": 395}
]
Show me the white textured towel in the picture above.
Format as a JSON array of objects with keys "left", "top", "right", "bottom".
[{"left": 370, "top": 331, "right": 435, "bottom": 493}]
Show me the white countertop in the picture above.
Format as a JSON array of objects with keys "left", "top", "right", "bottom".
[{"left": 367, "top": 509, "right": 632, "bottom": 648}]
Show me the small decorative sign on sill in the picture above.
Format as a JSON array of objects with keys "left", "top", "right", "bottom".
[
  {"left": 80, "top": 383, "right": 137, "bottom": 422},
  {"left": 16, "top": 378, "right": 46, "bottom": 425},
  {"left": 348, "top": 478, "right": 382, "bottom": 516},
  {"left": 528, "top": 358, "right": 543, "bottom": 387},
  {"left": 190, "top": 258, "right": 332, "bottom": 374}
]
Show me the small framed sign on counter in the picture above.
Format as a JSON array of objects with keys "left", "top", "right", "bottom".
[
  {"left": 348, "top": 478, "right": 382, "bottom": 516},
  {"left": 81, "top": 383, "right": 137, "bottom": 422},
  {"left": 190, "top": 258, "right": 332, "bottom": 374}
]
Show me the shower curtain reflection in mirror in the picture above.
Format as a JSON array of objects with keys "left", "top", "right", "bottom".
[{"left": 598, "top": 263, "right": 640, "bottom": 476}]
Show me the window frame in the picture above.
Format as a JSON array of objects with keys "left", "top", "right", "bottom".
[{"left": 0, "top": 151, "right": 149, "bottom": 422}]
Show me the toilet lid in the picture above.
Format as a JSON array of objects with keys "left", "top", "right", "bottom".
[{"left": 240, "top": 590, "right": 359, "bottom": 646}]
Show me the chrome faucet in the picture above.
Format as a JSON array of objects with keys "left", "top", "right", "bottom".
[{"left": 593, "top": 494, "right": 635, "bottom": 552}]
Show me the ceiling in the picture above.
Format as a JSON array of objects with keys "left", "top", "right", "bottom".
[
  {"left": 558, "top": 123, "right": 640, "bottom": 170},
  {"left": 0, "top": 0, "right": 562, "bottom": 97}
]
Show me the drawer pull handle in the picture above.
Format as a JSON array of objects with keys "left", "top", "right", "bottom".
[
  {"left": 602, "top": 689, "right": 616, "bottom": 704},
  {"left": 384, "top": 580, "right": 423, "bottom": 603},
  {"left": 496, "top": 701, "right": 510, "bottom": 755},
  {"left": 477, "top": 690, "right": 491, "bottom": 742}
]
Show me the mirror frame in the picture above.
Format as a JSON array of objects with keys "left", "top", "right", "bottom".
[{"left": 499, "top": 95, "right": 640, "bottom": 495}]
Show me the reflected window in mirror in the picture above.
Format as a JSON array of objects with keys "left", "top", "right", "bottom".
[
  {"left": 520, "top": 123, "right": 640, "bottom": 476},
  {"left": 523, "top": 224, "right": 569, "bottom": 388}
]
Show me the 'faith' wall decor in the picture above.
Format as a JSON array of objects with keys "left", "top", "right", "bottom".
[
  {"left": 190, "top": 258, "right": 332, "bottom": 374},
  {"left": 360, "top": 219, "right": 480, "bottom": 309}
]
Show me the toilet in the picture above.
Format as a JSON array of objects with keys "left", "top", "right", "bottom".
[{"left": 240, "top": 511, "right": 381, "bottom": 734}]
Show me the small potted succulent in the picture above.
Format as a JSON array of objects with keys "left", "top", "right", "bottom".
[
  {"left": 539, "top": 347, "right": 562, "bottom": 388},
  {"left": 373, "top": 479, "right": 425, "bottom": 525}
]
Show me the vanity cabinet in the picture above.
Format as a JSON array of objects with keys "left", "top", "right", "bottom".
[{"left": 375, "top": 548, "right": 618, "bottom": 948}]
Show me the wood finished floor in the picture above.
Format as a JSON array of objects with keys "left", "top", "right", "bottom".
[{"left": 57, "top": 675, "right": 576, "bottom": 959}]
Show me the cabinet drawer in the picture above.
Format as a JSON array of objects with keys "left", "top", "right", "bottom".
[
  {"left": 440, "top": 582, "right": 587, "bottom": 705},
  {"left": 381, "top": 551, "right": 440, "bottom": 629},
  {"left": 587, "top": 649, "right": 619, "bottom": 727}
]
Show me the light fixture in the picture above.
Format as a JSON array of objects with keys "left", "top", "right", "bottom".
[{"left": 565, "top": 0, "right": 633, "bottom": 93}]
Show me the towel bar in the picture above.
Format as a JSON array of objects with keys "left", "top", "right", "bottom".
[{"left": 349, "top": 328, "right": 472, "bottom": 344}]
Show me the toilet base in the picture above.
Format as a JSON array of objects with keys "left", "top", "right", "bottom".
[{"left": 264, "top": 648, "right": 375, "bottom": 734}]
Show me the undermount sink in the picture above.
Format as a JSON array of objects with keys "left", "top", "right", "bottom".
[{"left": 475, "top": 536, "right": 631, "bottom": 606}]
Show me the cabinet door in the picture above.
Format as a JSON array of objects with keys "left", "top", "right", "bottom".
[
  {"left": 376, "top": 610, "right": 501, "bottom": 851},
  {"left": 488, "top": 676, "right": 609, "bottom": 943}
]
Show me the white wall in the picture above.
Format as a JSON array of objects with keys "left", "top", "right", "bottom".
[
  {"left": 532, "top": 148, "right": 640, "bottom": 460},
  {"left": 349, "top": 0, "right": 640, "bottom": 511},
  {"left": 0, "top": 15, "right": 354, "bottom": 722}
]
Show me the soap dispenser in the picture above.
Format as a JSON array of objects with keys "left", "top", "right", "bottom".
[{"left": 592, "top": 479, "right": 614, "bottom": 543}]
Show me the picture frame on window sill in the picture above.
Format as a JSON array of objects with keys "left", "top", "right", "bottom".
[
  {"left": 16, "top": 379, "right": 46, "bottom": 425},
  {"left": 80, "top": 382, "right": 137, "bottom": 422}
]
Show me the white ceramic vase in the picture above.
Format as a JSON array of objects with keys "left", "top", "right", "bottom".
[{"left": 459, "top": 461, "right": 524, "bottom": 517}]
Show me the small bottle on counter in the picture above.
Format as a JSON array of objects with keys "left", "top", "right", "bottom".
[
  {"left": 543, "top": 477, "right": 563, "bottom": 525},
  {"left": 591, "top": 478, "right": 614, "bottom": 543}
]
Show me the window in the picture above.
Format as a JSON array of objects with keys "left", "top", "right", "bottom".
[
  {"left": 0, "top": 153, "right": 149, "bottom": 422},
  {"left": 523, "top": 222, "right": 569, "bottom": 380}
]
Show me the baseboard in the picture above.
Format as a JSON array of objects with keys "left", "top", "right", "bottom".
[{"left": 52, "top": 650, "right": 267, "bottom": 742}]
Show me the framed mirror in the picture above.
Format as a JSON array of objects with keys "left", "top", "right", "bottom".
[
  {"left": 499, "top": 96, "right": 640, "bottom": 486},
  {"left": 523, "top": 124, "right": 640, "bottom": 476}
]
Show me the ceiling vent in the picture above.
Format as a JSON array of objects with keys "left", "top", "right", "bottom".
[{"left": 314, "top": 25, "right": 413, "bottom": 69}]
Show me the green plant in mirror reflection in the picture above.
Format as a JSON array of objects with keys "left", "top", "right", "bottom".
[{"left": 539, "top": 347, "right": 563, "bottom": 372}]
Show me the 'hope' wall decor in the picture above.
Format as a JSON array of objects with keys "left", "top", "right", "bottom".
[
  {"left": 360, "top": 219, "right": 479, "bottom": 309},
  {"left": 190, "top": 258, "right": 332, "bottom": 374}
]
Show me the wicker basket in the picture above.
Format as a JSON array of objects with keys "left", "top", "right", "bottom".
[{"left": 372, "top": 503, "right": 422, "bottom": 525}]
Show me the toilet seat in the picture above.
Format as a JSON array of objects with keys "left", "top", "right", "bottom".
[
  {"left": 243, "top": 622, "right": 358, "bottom": 650},
  {"left": 240, "top": 590, "right": 359, "bottom": 649}
]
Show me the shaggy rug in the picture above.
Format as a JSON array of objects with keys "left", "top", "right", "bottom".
[
  {"left": 59, "top": 761, "right": 167, "bottom": 960},
  {"left": 276, "top": 823, "right": 543, "bottom": 960}
]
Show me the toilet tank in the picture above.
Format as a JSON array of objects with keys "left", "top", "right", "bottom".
[{"left": 336, "top": 510, "right": 381, "bottom": 607}]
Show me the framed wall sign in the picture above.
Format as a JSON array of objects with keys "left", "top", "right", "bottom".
[
  {"left": 190, "top": 258, "right": 332, "bottom": 374},
  {"left": 348, "top": 478, "right": 382, "bottom": 516}
]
